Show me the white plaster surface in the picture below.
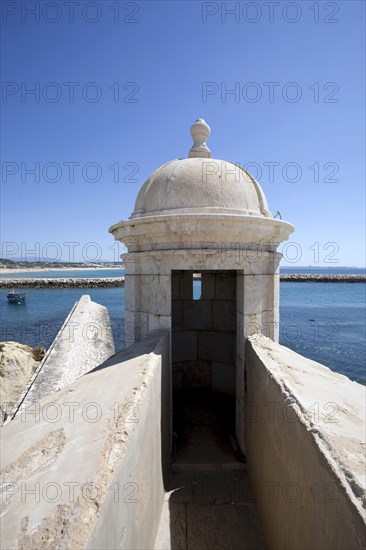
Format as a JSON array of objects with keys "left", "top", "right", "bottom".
[
  {"left": 127, "top": 119, "right": 271, "bottom": 220},
  {"left": 245, "top": 335, "right": 366, "bottom": 550},
  {"left": 13, "top": 295, "right": 115, "bottom": 418},
  {"left": 0, "top": 332, "right": 170, "bottom": 550},
  {"left": 130, "top": 157, "right": 271, "bottom": 219}
]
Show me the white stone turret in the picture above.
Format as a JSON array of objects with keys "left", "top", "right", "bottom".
[{"left": 109, "top": 119, "right": 294, "bottom": 451}]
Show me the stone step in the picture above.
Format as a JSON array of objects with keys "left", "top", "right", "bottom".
[{"left": 154, "top": 470, "right": 266, "bottom": 550}]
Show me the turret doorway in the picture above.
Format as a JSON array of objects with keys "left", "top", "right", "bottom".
[{"left": 171, "top": 270, "right": 240, "bottom": 469}]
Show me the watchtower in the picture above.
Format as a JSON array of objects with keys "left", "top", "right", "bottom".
[{"left": 109, "top": 119, "right": 294, "bottom": 453}]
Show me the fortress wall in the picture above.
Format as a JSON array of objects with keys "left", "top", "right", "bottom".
[
  {"left": 245, "top": 335, "right": 366, "bottom": 550},
  {"left": 12, "top": 295, "right": 115, "bottom": 419},
  {"left": 0, "top": 331, "right": 170, "bottom": 550}
]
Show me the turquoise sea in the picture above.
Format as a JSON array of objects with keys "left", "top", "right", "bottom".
[{"left": 1, "top": 267, "right": 365, "bottom": 385}]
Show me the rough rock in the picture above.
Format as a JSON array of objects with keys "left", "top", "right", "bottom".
[
  {"left": 0, "top": 278, "right": 124, "bottom": 288},
  {"left": 0, "top": 342, "right": 45, "bottom": 423}
]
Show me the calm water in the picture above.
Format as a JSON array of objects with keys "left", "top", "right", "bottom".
[
  {"left": 279, "top": 282, "right": 365, "bottom": 384},
  {"left": 0, "top": 288, "right": 125, "bottom": 354},
  {"left": 1, "top": 270, "right": 365, "bottom": 385}
]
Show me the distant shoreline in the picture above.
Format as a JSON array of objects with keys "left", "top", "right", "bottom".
[{"left": 0, "top": 266, "right": 123, "bottom": 275}]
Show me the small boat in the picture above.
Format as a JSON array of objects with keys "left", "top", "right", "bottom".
[{"left": 7, "top": 290, "right": 26, "bottom": 304}]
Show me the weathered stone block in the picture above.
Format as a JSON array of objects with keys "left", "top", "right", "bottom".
[
  {"left": 212, "top": 362, "right": 235, "bottom": 395},
  {"left": 236, "top": 312, "right": 245, "bottom": 361},
  {"left": 124, "top": 273, "right": 140, "bottom": 312},
  {"left": 212, "top": 301, "right": 235, "bottom": 332},
  {"left": 180, "top": 271, "right": 194, "bottom": 300},
  {"left": 171, "top": 272, "right": 180, "bottom": 300},
  {"left": 140, "top": 274, "right": 171, "bottom": 315},
  {"left": 261, "top": 309, "right": 276, "bottom": 339},
  {"left": 139, "top": 311, "right": 149, "bottom": 339},
  {"left": 172, "top": 331, "right": 197, "bottom": 362},
  {"left": 182, "top": 360, "right": 212, "bottom": 388},
  {"left": 148, "top": 314, "right": 171, "bottom": 333},
  {"left": 201, "top": 272, "right": 215, "bottom": 299},
  {"left": 243, "top": 274, "right": 273, "bottom": 314},
  {"left": 215, "top": 272, "right": 236, "bottom": 300},
  {"left": 172, "top": 362, "right": 183, "bottom": 389},
  {"left": 243, "top": 313, "right": 261, "bottom": 339},
  {"left": 182, "top": 300, "right": 212, "bottom": 330},
  {"left": 236, "top": 272, "right": 245, "bottom": 315},
  {"left": 236, "top": 356, "right": 245, "bottom": 401},
  {"left": 172, "top": 300, "right": 183, "bottom": 329},
  {"left": 236, "top": 395, "right": 245, "bottom": 452},
  {"left": 124, "top": 309, "right": 136, "bottom": 346},
  {"left": 198, "top": 331, "right": 235, "bottom": 364}
]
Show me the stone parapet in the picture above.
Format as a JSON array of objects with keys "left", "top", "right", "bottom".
[
  {"left": 11, "top": 295, "right": 115, "bottom": 419},
  {"left": 0, "top": 331, "right": 170, "bottom": 550},
  {"left": 245, "top": 335, "right": 366, "bottom": 550}
]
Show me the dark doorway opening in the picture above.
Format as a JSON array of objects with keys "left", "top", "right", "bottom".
[{"left": 171, "top": 270, "right": 238, "bottom": 469}]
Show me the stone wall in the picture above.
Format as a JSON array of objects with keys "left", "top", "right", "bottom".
[
  {"left": 171, "top": 271, "right": 236, "bottom": 396},
  {"left": 121, "top": 249, "right": 282, "bottom": 454},
  {"left": 245, "top": 335, "right": 366, "bottom": 550},
  {"left": 0, "top": 331, "right": 170, "bottom": 550},
  {"left": 12, "top": 295, "right": 115, "bottom": 419}
]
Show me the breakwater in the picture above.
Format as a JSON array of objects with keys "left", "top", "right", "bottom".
[
  {"left": 0, "top": 278, "right": 125, "bottom": 288},
  {"left": 280, "top": 274, "right": 365, "bottom": 283},
  {"left": 0, "top": 274, "right": 365, "bottom": 288}
]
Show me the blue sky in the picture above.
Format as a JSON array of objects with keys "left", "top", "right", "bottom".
[{"left": 1, "top": 0, "right": 365, "bottom": 266}]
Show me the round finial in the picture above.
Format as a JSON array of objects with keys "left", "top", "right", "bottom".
[{"left": 188, "top": 118, "right": 211, "bottom": 158}]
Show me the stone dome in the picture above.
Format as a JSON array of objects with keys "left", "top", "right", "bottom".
[{"left": 130, "top": 119, "right": 271, "bottom": 219}]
